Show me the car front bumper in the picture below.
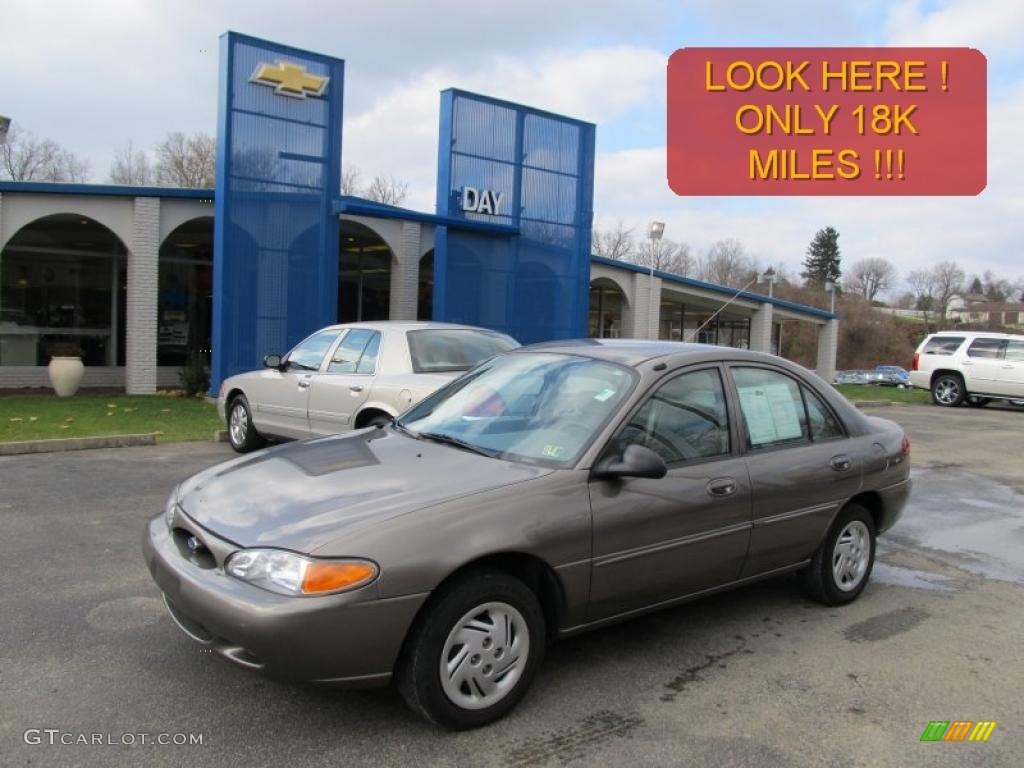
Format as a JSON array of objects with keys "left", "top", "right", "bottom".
[{"left": 142, "top": 515, "right": 428, "bottom": 686}]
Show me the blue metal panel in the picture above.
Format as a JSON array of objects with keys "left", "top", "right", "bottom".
[
  {"left": 211, "top": 32, "right": 343, "bottom": 393},
  {"left": 434, "top": 90, "right": 595, "bottom": 344}
]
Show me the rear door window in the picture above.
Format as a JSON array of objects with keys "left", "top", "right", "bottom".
[
  {"left": 732, "top": 368, "right": 809, "bottom": 449},
  {"left": 327, "top": 329, "right": 376, "bottom": 373},
  {"left": 966, "top": 338, "right": 1007, "bottom": 359},
  {"left": 1004, "top": 341, "right": 1024, "bottom": 363},
  {"left": 922, "top": 336, "right": 965, "bottom": 355}
]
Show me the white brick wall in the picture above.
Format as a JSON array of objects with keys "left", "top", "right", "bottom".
[
  {"left": 750, "top": 303, "right": 774, "bottom": 353},
  {"left": 126, "top": 198, "right": 160, "bottom": 394},
  {"left": 816, "top": 318, "right": 839, "bottom": 382},
  {"left": 628, "top": 271, "right": 661, "bottom": 339},
  {"left": 388, "top": 221, "right": 421, "bottom": 321}
]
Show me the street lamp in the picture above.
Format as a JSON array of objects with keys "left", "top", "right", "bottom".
[
  {"left": 761, "top": 266, "right": 776, "bottom": 299},
  {"left": 824, "top": 279, "right": 837, "bottom": 313},
  {"left": 647, "top": 221, "right": 665, "bottom": 340}
]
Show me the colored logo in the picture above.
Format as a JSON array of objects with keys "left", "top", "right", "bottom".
[
  {"left": 920, "top": 721, "right": 997, "bottom": 742},
  {"left": 250, "top": 61, "right": 328, "bottom": 99}
]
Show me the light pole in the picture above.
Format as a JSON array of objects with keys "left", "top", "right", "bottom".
[
  {"left": 761, "top": 266, "right": 776, "bottom": 299},
  {"left": 824, "top": 279, "right": 837, "bottom": 313},
  {"left": 647, "top": 221, "right": 665, "bottom": 340}
]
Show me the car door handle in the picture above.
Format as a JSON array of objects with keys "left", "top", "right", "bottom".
[
  {"left": 706, "top": 478, "right": 737, "bottom": 497},
  {"left": 830, "top": 455, "right": 852, "bottom": 472},
  {"left": 349, "top": 384, "right": 364, "bottom": 393},
  {"left": 297, "top": 380, "right": 311, "bottom": 389},
  {"left": 1002, "top": 365, "right": 1014, "bottom": 369},
  {"left": 961, "top": 361, "right": 973, "bottom": 366}
]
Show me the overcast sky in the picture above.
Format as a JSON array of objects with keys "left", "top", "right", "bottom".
[{"left": 3, "top": 0, "right": 1022, "bottom": 288}]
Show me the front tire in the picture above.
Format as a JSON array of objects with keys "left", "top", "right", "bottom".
[
  {"left": 801, "top": 504, "right": 876, "bottom": 606},
  {"left": 397, "top": 570, "right": 545, "bottom": 730},
  {"left": 931, "top": 373, "right": 965, "bottom": 407},
  {"left": 227, "top": 395, "right": 264, "bottom": 453}
]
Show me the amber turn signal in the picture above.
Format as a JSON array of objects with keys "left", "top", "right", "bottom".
[{"left": 301, "top": 561, "right": 378, "bottom": 595}]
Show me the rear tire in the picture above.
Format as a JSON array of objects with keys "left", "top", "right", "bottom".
[
  {"left": 931, "top": 373, "right": 965, "bottom": 407},
  {"left": 227, "top": 395, "right": 264, "bottom": 453},
  {"left": 364, "top": 413, "right": 392, "bottom": 429},
  {"left": 397, "top": 570, "right": 545, "bottom": 730},
  {"left": 801, "top": 503, "right": 876, "bottom": 606}
]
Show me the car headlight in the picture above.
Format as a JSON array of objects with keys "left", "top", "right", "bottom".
[
  {"left": 225, "top": 549, "right": 378, "bottom": 596},
  {"left": 165, "top": 487, "right": 179, "bottom": 529}
]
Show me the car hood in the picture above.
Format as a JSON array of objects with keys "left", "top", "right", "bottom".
[{"left": 177, "top": 428, "right": 552, "bottom": 552}]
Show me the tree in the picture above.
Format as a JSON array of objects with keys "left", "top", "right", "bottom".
[
  {"left": 846, "top": 257, "right": 897, "bottom": 302},
  {"left": 636, "top": 237, "right": 693, "bottom": 276},
  {"left": 801, "top": 226, "right": 841, "bottom": 287},
  {"left": 931, "top": 260, "right": 964, "bottom": 319},
  {"left": 364, "top": 174, "right": 408, "bottom": 206},
  {"left": 341, "top": 164, "right": 362, "bottom": 196},
  {"left": 154, "top": 132, "right": 215, "bottom": 187},
  {"left": 0, "top": 124, "right": 90, "bottom": 182},
  {"left": 108, "top": 141, "right": 152, "bottom": 185},
  {"left": 906, "top": 269, "right": 937, "bottom": 329},
  {"left": 700, "top": 238, "right": 754, "bottom": 288},
  {"left": 981, "top": 270, "right": 1013, "bottom": 302},
  {"left": 592, "top": 221, "right": 635, "bottom": 261}
]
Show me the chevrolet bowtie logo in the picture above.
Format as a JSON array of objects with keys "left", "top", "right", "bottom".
[{"left": 250, "top": 60, "right": 329, "bottom": 99}]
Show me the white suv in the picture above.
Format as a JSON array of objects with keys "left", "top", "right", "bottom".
[{"left": 910, "top": 331, "right": 1024, "bottom": 407}]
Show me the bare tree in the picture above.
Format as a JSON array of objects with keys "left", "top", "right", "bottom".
[
  {"left": 341, "top": 164, "right": 362, "bottom": 196},
  {"left": 0, "top": 125, "right": 90, "bottom": 182},
  {"left": 364, "top": 174, "right": 408, "bottom": 206},
  {"left": 154, "top": 132, "right": 215, "bottom": 187},
  {"left": 931, "top": 260, "right": 965, "bottom": 320},
  {"left": 846, "top": 257, "right": 897, "bottom": 302},
  {"left": 108, "top": 141, "right": 152, "bottom": 185},
  {"left": 592, "top": 221, "right": 635, "bottom": 261},
  {"left": 634, "top": 237, "right": 693, "bottom": 276},
  {"left": 906, "top": 269, "right": 937, "bottom": 329},
  {"left": 700, "top": 238, "right": 754, "bottom": 288}
]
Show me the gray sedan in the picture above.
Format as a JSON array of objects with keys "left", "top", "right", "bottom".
[{"left": 144, "top": 340, "right": 911, "bottom": 729}]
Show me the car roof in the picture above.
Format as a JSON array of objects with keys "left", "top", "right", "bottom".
[
  {"left": 928, "top": 331, "right": 1020, "bottom": 340},
  {"left": 320, "top": 321, "right": 512, "bottom": 334},
  {"left": 514, "top": 338, "right": 793, "bottom": 368}
]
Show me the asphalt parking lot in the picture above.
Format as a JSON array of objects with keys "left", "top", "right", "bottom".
[{"left": 1, "top": 403, "right": 1022, "bottom": 767}]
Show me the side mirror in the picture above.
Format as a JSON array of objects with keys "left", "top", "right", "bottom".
[
  {"left": 263, "top": 354, "right": 283, "bottom": 369},
  {"left": 594, "top": 443, "right": 668, "bottom": 480}
]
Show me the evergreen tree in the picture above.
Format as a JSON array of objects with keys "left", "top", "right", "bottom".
[{"left": 801, "top": 226, "right": 841, "bottom": 287}]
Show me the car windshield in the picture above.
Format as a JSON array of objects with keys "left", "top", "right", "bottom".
[
  {"left": 399, "top": 352, "right": 637, "bottom": 467},
  {"left": 407, "top": 328, "right": 520, "bottom": 373}
]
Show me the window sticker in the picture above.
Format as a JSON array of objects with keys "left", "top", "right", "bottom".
[
  {"left": 737, "top": 382, "right": 803, "bottom": 445},
  {"left": 594, "top": 388, "right": 616, "bottom": 402},
  {"left": 541, "top": 444, "right": 565, "bottom": 458}
]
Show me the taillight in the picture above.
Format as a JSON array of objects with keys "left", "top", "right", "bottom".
[
  {"left": 901, "top": 435, "right": 911, "bottom": 455},
  {"left": 911, "top": 352, "right": 920, "bottom": 371}
]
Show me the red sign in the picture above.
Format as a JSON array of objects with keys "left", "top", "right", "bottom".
[{"left": 667, "top": 47, "right": 986, "bottom": 196}]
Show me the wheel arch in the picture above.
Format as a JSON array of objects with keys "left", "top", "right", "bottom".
[
  {"left": 354, "top": 404, "right": 398, "bottom": 428},
  {"left": 846, "top": 491, "right": 885, "bottom": 534},
  {"left": 929, "top": 368, "right": 964, "bottom": 387},
  {"left": 405, "top": 551, "right": 567, "bottom": 644}
]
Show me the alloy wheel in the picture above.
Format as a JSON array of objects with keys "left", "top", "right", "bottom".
[
  {"left": 229, "top": 404, "right": 248, "bottom": 446},
  {"left": 832, "top": 520, "right": 871, "bottom": 592},
  {"left": 934, "top": 378, "right": 960, "bottom": 405},
  {"left": 439, "top": 601, "right": 530, "bottom": 711}
]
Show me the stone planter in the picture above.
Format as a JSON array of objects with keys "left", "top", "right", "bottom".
[{"left": 48, "top": 356, "right": 85, "bottom": 397}]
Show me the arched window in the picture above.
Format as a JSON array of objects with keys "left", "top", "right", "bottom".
[
  {"left": 1, "top": 214, "right": 127, "bottom": 367},
  {"left": 589, "top": 278, "right": 627, "bottom": 339},
  {"left": 158, "top": 217, "right": 213, "bottom": 366},
  {"left": 338, "top": 221, "right": 393, "bottom": 323}
]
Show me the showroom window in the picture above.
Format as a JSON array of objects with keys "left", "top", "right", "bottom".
[
  {"left": 158, "top": 217, "right": 213, "bottom": 367},
  {"left": 0, "top": 214, "right": 127, "bottom": 367}
]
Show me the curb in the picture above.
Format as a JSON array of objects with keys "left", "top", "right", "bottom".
[{"left": 0, "top": 433, "right": 159, "bottom": 457}]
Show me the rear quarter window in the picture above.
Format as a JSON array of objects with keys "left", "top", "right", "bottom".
[{"left": 922, "top": 336, "right": 965, "bottom": 355}]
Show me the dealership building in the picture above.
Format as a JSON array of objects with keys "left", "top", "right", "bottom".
[{"left": 0, "top": 33, "right": 837, "bottom": 394}]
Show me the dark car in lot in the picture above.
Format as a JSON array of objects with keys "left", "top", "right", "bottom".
[{"left": 144, "top": 340, "right": 912, "bottom": 729}]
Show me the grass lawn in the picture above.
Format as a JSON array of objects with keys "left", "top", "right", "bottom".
[
  {"left": 0, "top": 393, "right": 222, "bottom": 444},
  {"left": 834, "top": 384, "right": 931, "bottom": 404}
]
